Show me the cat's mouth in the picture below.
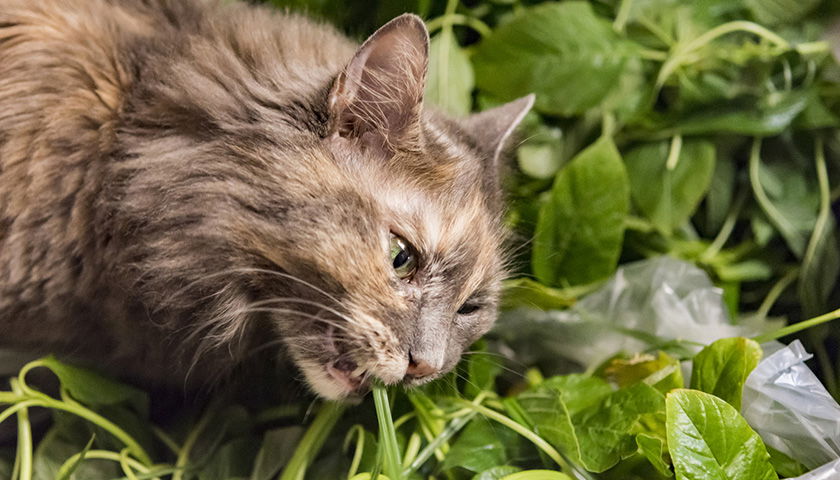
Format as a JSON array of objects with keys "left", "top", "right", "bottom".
[{"left": 324, "top": 326, "right": 370, "bottom": 395}]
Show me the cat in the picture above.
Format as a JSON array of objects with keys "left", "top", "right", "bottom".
[{"left": 0, "top": 0, "right": 533, "bottom": 400}]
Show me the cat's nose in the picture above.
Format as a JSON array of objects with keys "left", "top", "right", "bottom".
[{"left": 405, "top": 352, "right": 437, "bottom": 380}]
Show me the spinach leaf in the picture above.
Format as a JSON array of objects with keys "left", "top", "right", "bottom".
[
  {"left": 472, "top": 2, "right": 638, "bottom": 116},
  {"left": 666, "top": 389, "right": 777, "bottom": 480},
  {"left": 532, "top": 137, "right": 630, "bottom": 287},
  {"left": 426, "top": 31, "right": 474, "bottom": 116},
  {"left": 625, "top": 139, "right": 716, "bottom": 234},
  {"left": 689, "top": 337, "right": 762, "bottom": 410}
]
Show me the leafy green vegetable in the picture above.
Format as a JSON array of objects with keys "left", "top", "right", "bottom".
[
  {"left": 666, "top": 390, "right": 777, "bottom": 480},
  {"left": 690, "top": 337, "right": 763, "bottom": 410},
  {"left": 472, "top": 2, "right": 637, "bottom": 116},
  {"left": 426, "top": 31, "right": 474, "bottom": 115},
  {"left": 532, "top": 137, "right": 630, "bottom": 287},
  {"left": 625, "top": 138, "right": 716, "bottom": 234},
  {"left": 517, "top": 379, "right": 664, "bottom": 472}
]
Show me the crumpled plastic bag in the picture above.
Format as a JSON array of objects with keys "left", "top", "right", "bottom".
[
  {"left": 495, "top": 256, "right": 840, "bottom": 479},
  {"left": 790, "top": 459, "right": 840, "bottom": 480},
  {"left": 496, "top": 256, "right": 776, "bottom": 369},
  {"left": 743, "top": 340, "right": 840, "bottom": 471}
]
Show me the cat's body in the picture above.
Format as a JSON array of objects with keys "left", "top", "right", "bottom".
[{"left": 0, "top": 0, "right": 532, "bottom": 399}]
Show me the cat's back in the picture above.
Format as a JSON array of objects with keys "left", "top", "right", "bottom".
[{"left": 0, "top": 0, "right": 355, "bottom": 356}]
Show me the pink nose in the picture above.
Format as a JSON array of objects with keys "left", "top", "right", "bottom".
[{"left": 405, "top": 354, "right": 437, "bottom": 380}]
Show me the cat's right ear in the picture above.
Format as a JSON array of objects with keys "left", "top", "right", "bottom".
[{"left": 327, "top": 14, "right": 429, "bottom": 153}]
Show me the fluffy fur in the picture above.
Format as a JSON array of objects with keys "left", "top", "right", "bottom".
[{"left": 0, "top": 0, "right": 532, "bottom": 399}]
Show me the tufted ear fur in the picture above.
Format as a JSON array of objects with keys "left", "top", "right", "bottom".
[
  {"left": 327, "top": 14, "right": 429, "bottom": 153},
  {"left": 462, "top": 94, "right": 535, "bottom": 168}
]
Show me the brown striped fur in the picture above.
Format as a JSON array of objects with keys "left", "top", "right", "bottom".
[{"left": 0, "top": 0, "right": 532, "bottom": 399}]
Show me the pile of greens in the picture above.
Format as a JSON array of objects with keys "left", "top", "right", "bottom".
[{"left": 3, "top": 0, "right": 840, "bottom": 478}]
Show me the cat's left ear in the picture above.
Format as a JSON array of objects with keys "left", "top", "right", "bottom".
[
  {"left": 328, "top": 14, "right": 429, "bottom": 152},
  {"left": 462, "top": 94, "right": 536, "bottom": 168}
]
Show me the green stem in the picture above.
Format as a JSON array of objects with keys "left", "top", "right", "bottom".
[
  {"left": 425, "top": 14, "right": 492, "bottom": 38},
  {"left": 344, "top": 425, "right": 366, "bottom": 480},
  {"left": 799, "top": 137, "right": 831, "bottom": 315},
  {"left": 700, "top": 190, "right": 747, "bottom": 262},
  {"left": 373, "top": 387, "right": 402, "bottom": 480},
  {"left": 755, "top": 267, "right": 799, "bottom": 321},
  {"left": 612, "top": 0, "right": 633, "bottom": 33},
  {"left": 657, "top": 21, "right": 791, "bottom": 88},
  {"left": 12, "top": 381, "right": 32, "bottom": 480},
  {"left": 452, "top": 400, "right": 571, "bottom": 473},
  {"left": 749, "top": 138, "right": 804, "bottom": 257},
  {"left": 810, "top": 333, "right": 838, "bottom": 397},
  {"left": 279, "top": 402, "right": 346, "bottom": 480},
  {"left": 55, "top": 450, "right": 158, "bottom": 480},
  {"left": 172, "top": 404, "right": 217, "bottom": 480},
  {"left": 404, "top": 411, "right": 476, "bottom": 475},
  {"left": 753, "top": 307, "right": 840, "bottom": 343},
  {"left": 119, "top": 448, "right": 141, "bottom": 480},
  {"left": 16, "top": 359, "right": 153, "bottom": 465}
]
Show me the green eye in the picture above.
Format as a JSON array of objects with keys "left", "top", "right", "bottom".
[{"left": 390, "top": 234, "right": 417, "bottom": 279}]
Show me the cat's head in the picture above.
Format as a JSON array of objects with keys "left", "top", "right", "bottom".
[
  {"left": 272, "top": 15, "right": 534, "bottom": 399},
  {"left": 112, "top": 11, "right": 532, "bottom": 399}
]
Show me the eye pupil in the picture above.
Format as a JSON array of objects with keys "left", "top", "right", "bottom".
[
  {"left": 389, "top": 234, "right": 417, "bottom": 279},
  {"left": 457, "top": 303, "right": 480, "bottom": 315},
  {"left": 393, "top": 250, "right": 409, "bottom": 269}
]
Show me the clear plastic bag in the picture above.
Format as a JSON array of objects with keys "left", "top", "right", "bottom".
[
  {"left": 496, "top": 256, "right": 778, "bottom": 369},
  {"left": 743, "top": 340, "right": 840, "bottom": 470}
]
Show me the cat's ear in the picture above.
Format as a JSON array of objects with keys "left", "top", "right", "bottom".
[
  {"left": 463, "top": 95, "right": 535, "bottom": 167},
  {"left": 328, "top": 14, "right": 429, "bottom": 152}
]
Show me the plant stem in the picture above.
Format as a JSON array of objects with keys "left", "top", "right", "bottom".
[
  {"left": 425, "top": 14, "right": 492, "bottom": 37},
  {"left": 753, "top": 307, "right": 840, "bottom": 343},
  {"left": 700, "top": 190, "right": 747, "bottom": 262},
  {"left": 279, "top": 402, "right": 346, "bottom": 480},
  {"left": 373, "top": 387, "right": 402, "bottom": 480},
  {"left": 12, "top": 381, "right": 32, "bottom": 480},
  {"left": 55, "top": 450, "right": 159, "bottom": 479},
  {"left": 749, "top": 138, "right": 804, "bottom": 257},
  {"left": 657, "top": 21, "right": 791, "bottom": 88},
  {"left": 452, "top": 400, "right": 571, "bottom": 473},
  {"left": 755, "top": 267, "right": 799, "bottom": 321},
  {"left": 172, "top": 403, "right": 217, "bottom": 480}
]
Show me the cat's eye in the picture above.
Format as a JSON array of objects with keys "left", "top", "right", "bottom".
[
  {"left": 390, "top": 234, "right": 417, "bottom": 279},
  {"left": 457, "top": 303, "right": 481, "bottom": 315}
]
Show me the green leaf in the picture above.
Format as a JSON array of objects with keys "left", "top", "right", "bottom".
[
  {"left": 250, "top": 427, "right": 304, "bottom": 480},
  {"left": 636, "top": 433, "right": 673, "bottom": 477},
  {"left": 33, "top": 428, "right": 118, "bottom": 480},
  {"left": 500, "top": 278, "right": 578, "bottom": 310},
  {"left": 36, "top": 356, "right": 148, "bottom": 416},
  {"left": 500, "top": 471, "right": 572, "bottom": 480},
  {"left": 442, "top": 419, "right": 523, "bottom": 473},
  {"left": 517, "top": 380, "right": 665, "bottom": 472},
  {"left": 799, "top": 141, "right": 840, "bottom": 317},
  {"left": 532, "top": 137, "right": 630, "bottom": 287},
  {"left": 472, "top": 466, "right": 522, "bottom": 480},
  {"left": 426, "top": 31, "right": 474, "bottom": 116},
  {"left": 749, "top": 140, "right": 820, "bottom": 258},
  {"left": 625, "top": 139, "right": 716, "bottom": 234},
  {"left": 669, "top": 90, "right": 811, "bottom": 136},
  {"left": 690, "top": 337, "right": 762, "bottom": 410},
  {"left": 745, "top": 0, "right": 821, "bottom": 25},
  {"left": 472, "top": 2, "right": 637, "bottom": 116},
  {"left": 666, "top": 389, "right": 777, "bottom": 480},
  {"left": 198, "top": 437, "right": 261, "bottom": 480},
  {"left": 598, "top": 351, "right": 684, "bottom": 394},
  {"left": 465, "top": 342, "right": 502, "bottom": 398},
  {"left": 766, "top": 446, "right": 808, "bottom": 478},
  {"left": 703, "top": 157, "right": 735, "bottom": 235}
]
